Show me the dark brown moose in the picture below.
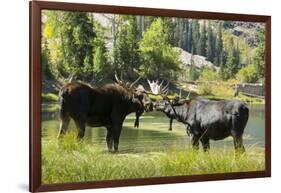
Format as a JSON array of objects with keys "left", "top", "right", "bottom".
[{"left": 57, "top": 75, "right": 153, "bottom": 152}]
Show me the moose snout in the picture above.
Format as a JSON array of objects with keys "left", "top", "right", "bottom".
[
  {"left": 153, "top": 101, "right": 162, "bottom": 111},
  {"left": 146, "top": 102, "right": 154, "bottom": 112}
]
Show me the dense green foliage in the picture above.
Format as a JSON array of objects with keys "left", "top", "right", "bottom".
[
  {"left": 139, "top": 18, "right": 180, "bottom": 79},
  {"left": 253, "top": 29, "right": 265, "bottom": 80},
  {"left": 198, "top": 22, "right": 207, "bottom": 57},
  {"left": 41, "top": 41, "right": 53, "bottom": 80},
  {"left": 199, "top": 67, "right": 219, "bottom": 81},
  {"left": 42, "top": 10, "right": 265, "bottom": 84},
  {"left": 189, "top": 57, "right": 199, "bottom": 81},
  {"left": 214, "top": 23, "right": 224, "bottom": 66},
  {"left": 43, "top": 11, "right": 96, "bottom": 80},
  {"left": 237, "top": 64, "right": 259, "bottom": 83},
  {"left": 206, "top": 23, "right": 216, "bottom": 63},
  {"left": 92, "top": 22, "right": 109, "bottom": 80},
  {"left": 114, "top": 16, "right": 141, "bottom": 80}
]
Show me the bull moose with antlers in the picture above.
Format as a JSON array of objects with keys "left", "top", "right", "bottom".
[
  {"left": 149, "top": 80, "right": 249, "bottom": 154},
  {"left": 57, "top": 75, "right": 153, "bottom": 152}
]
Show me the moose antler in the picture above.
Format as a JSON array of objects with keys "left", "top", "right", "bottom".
[
  {"left": 68, "top": 72, "right": 76, "bottom": 83},
  {"left": 114, "top": 73, "right": 123, "bottom": 84},
  {"left": 115, "top": 72, "right": 142, "bottom": 89},
  {"left": 147, "top": 79, "right": 169, "bottom": 97},
  {"left": 130, "top": 76, "right": 141, "bottom": 88}
]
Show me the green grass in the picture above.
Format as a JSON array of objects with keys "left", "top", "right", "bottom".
[
  {"left": 42, "top": 133, "right": 265, "bottom": 184},
  {"left": 196, "top": 82, "right": 264, "bottom": 104},
  {"left": 148, "top": 93, "right": 180, "bottom": 101},
  {"left": 204, "top": 93, "right": 264, "bottom": 104}
]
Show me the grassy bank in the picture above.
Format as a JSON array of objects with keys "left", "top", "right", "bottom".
[
  {"left": 42, "top": 133, "right": 265, "bottom": 184},
  {"left": 41, "top": 80, "right": 264, "bottom": 114},
  {"left": 204, "top": 93, "right": 264, "bottom": 104},
  {"left": 197, "top": 81, "right": 264, "bottom": 104}
]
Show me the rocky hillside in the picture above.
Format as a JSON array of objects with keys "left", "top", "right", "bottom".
[
  {"left": 225, "top": 21, "right": 264, "bottom": 47},
  {"left": 176, "top": 48, "right": 219, "bottom": 70},
  {"left": 92, "top": 14, "right": 262, "bottom": 72}
]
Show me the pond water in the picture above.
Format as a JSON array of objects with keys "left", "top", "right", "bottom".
[{"left": 41, "top": 104, "right": 265, "bottom": 152}]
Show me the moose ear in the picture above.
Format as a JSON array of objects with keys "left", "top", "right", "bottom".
[
  {"left": 134, "top": 91, "right": 144, "bottom": 100},
  {"left": 132, "top": 93, "right": 143, "bottom": 103}
]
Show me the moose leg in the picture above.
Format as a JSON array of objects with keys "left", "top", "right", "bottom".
[
  {"left": 74, "top": 119, "right": 86, "bottom": 139},
  {"left": 186, "top": 126, "right": 191, "bottom": 136},
  {"left": 111, "top": 106, "right": 125, "bottom": 152},
  {"left": 169, "top": 118, "right": 173, "bottom": 131},
  {"left": 191, "top": 135, "right": 199, "bottom": 151},
  {"left": 57, "top": 115, "right": 70, "bottom": 139},
  {"left": 112, "top": 124, "right": 122, "bottom": 152},
  {"left": 233, "top": 135, "right": 245, "bottom": 155},
  {"left": 231, "top": 115, "right": 246, "bottom": 155},
  {"left": 106, "top": 126, "right": 113, "bottom": 152},
  {"left": 200, "top": 138, "right": 210, "bottom": 152},
  {"left": 134, "top": 114, "right": 139, "bottom": 128},
  {"left": 134, "top": 110, "right": 143, "bottom": 128}
]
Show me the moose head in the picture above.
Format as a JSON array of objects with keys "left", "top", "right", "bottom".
[
  {"left": 146, "top": 79, "right": 189, "bottom": 111},
  {"left": 114, "top": 74, "right": 153, "bottom": 112}
]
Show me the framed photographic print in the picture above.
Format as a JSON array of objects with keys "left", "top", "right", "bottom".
[{"left": 30, "top": 0, "right": 271, "bottom": 192}]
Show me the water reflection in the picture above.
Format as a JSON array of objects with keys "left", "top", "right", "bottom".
[{"left": 41, "top": 104, "right": 265, "bottom": 151}]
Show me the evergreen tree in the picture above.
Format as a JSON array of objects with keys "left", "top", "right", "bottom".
[
  {"left": 43, "top": 11, "right": 96, "bottom": 79},
  {"left": 182, "top": 19, "right": 189, "bottom": 51},
  {"left": 224, "top": 47, "right": 238, "bottom": 79},
  {"left": 187, "top": 22, "right": 193, "bottom": 52},
  {"left": 62, "top": 12, "right": 96, "bottom": 77},
  {"left": 162, "top": 17, "right": 177, "bottom": 46},
  {"left": 172, "top": 18, "right": 180, "bottom": 47},
  {"left": 192, "top": 20, "right": 200, "bottom": 54},
  {"left": 222, "top": 36, "right": 241, "bottom": 79},
  {"left": 178, "top": 18, "right": 187, "bottom": 48},
  {"left": 137, "top": 16, "right": 144, "bottom": 35},
  {"left": 253, "top": 28, "right": 265, "bottom": 79},
  {"left": 198, "top": 21, "right": 207, "bottom": 57},
  {"left": 114, "top": 16, "right": 141, "bottom": 80},
  {"left": 189, "top": 55, "right": 199, "bottom": 81},
  {"left": 139, "top": 18, "right": 180, "bottom": 79},
  {"left": 92, "top": 21, "right": 108, "bottom": 79},
  {"left": 234, "top": 43, "right": 241, "bottom": 68},
  {"left": 144, "top": 16, "right": 157, "bottom": 31},
  {"left": 219, "top": 63, "right": 226, "bottom": 80},
  {"left": 214, "top": 23, "right": 223, "bottom": 65},
  {"left": 41, "top": 40, "right": 53, "bottom": 80},
  {"left": 206, "top": 23, "right": 214, "bottom": 62}
]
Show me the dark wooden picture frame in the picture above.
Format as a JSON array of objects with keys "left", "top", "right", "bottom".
[{"left": 30, "top": 1, "right": 271, "bottom": 192}]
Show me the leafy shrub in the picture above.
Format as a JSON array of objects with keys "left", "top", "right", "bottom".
[
  {"left": 236, "top": 64, "right": 259, "bottom": 83},
  {"left": 139, "top": 18, "right": 180, "bottom": 79},
  {"left": 198, "top": 81, "right": 234, "bottom": 97},
  {"left": 198, "top": 83, "right": 213, "bottom": 95},
  {"left": 199, "top": 68, "right": 219, "bottom": 81}
]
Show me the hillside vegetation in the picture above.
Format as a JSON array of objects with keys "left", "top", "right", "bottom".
[{"left": 42, "top": 11, "right": 265, "bottom": 87}]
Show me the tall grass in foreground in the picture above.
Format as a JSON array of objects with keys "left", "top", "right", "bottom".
[{"left": 42, "top": 133, "right": 265, "bottom": 184}]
